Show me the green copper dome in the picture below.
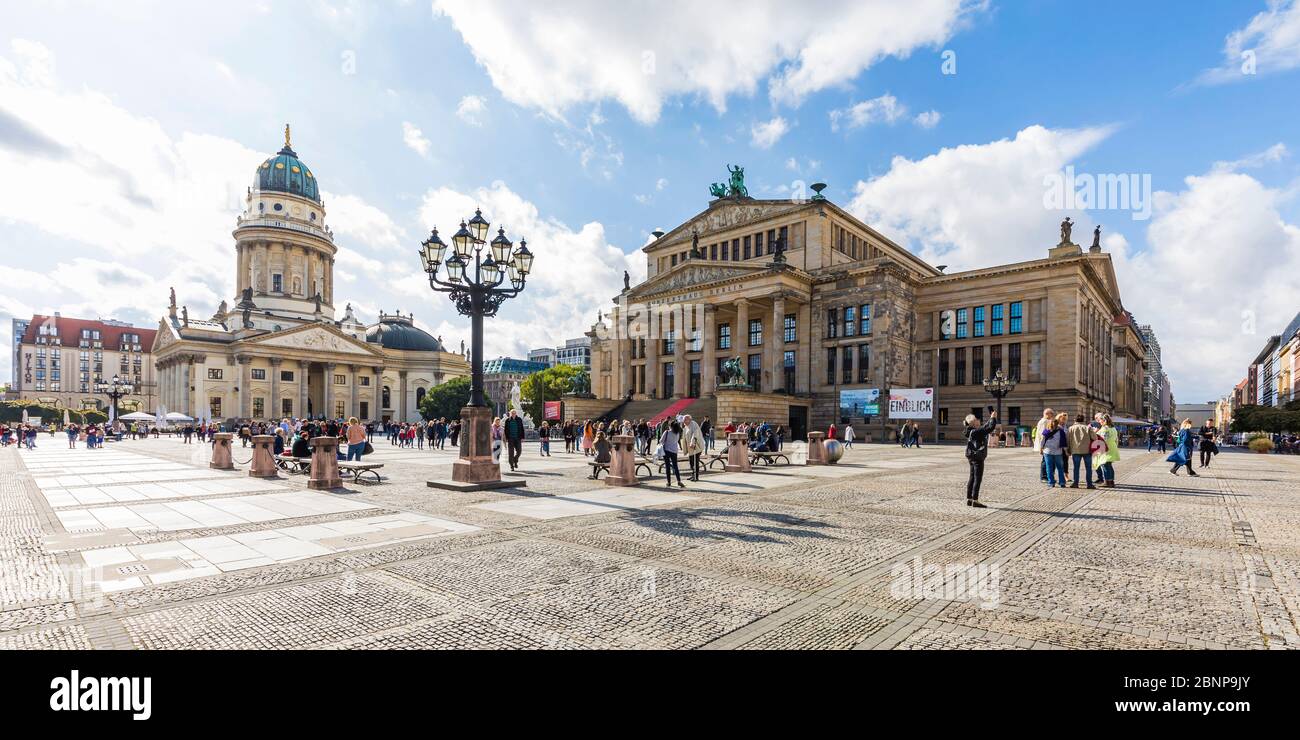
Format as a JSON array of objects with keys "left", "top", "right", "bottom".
[{"left": 254, "top": 125, "right": 320, "bottom": 203}]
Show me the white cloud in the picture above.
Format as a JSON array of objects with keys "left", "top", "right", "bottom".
[
  {"left": 829, "top": 94, "right": 907, "bottom": 131},
  {"left": 417, "top": 181, "right": 641, "bottom": 359},
  {"left": 324, "top": 192, "right": 408, "bottom": 251},
  {"left": 913, "top": 109, "right": 942, "bottom": 129},
  {"left": 1196, "top": 0, "right": 1300, "bottom": 85},
  {"left": 1115, "top": 167, "right": 1300, "bottom": 401},
  {"left": 847, "top": 124, "right": 1116, "bottom": 269},
  {"left": 750, "top": 116, "right": 790, "bottom": 149},
  {"left": 1211, "top": 142, "right": 1288, "bottom": 173},
  {"left": 432, "top": 0, "right": 976, "bottom": 123},
  {"left": 456, "top": 94, "right": 487, "bottom": 126},
  {"left": 402, "top": 121, "right": 432, "bottom": 157},
  {"left": 655, "top": 177, "right": 668, "bottom": 191}
]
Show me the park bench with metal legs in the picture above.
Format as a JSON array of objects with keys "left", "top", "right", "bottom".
[
  {"left": 276, "top": 456, "right": 312, "bottom": 474},
  {"left": 588, "top": 459, "right": 653, "bottom": 479},
  {"left": 338, "top": 461, "right": 384, "bottom": 483},
  {"left": 750, "top": 450, "right": 791, "bottom": 466}
]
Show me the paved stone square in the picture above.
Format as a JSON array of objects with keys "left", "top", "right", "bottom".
[{"left": 1, "top": 433, "right": 1297, "bottom": 649}]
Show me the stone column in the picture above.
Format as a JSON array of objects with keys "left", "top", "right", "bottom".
[
  {"left": 618, "top": 331, "right": 632, "bottom": 399},
  {"left": 193, "top": 355, "right": 206, "bottom": 420},
  {"left": 646, "top": 334, "right": 660, "bottom": 399},
  {"left": 307, "top": 436, "right": 342, "bottom": 490},
  {"left": 807, "top": 431, "right": 827, "bottom": 465},
  {"left": 702, "top": 305, "right": 717, "bottom": 397},
  {"left": 269, "top": 358, "right": 281, "bottom": 420},
  {"left": 349, "top": 364, "right": 359, "bottom": 419},
  {"left": 299, "top": 360, "right": 310, "bottom": 418},
  {"left": 604, "top": 434, "right": 640, "bottom": 487},
  {"left": 672, "top": 310, "right": 687, "bottom": 398},
  {"left": 399, "top": 370, "right": 409, "bottom": 422},
  {"left": 770, "top": 295, "right": 786, "bottom": 392},
  {"left": 735, "top": 299, "right": 750, "bottom": 383},
  {"left": 210, "top": 432, "right": 233, "bottom": 469},
  {"left": 373, "top": 366, "right": 384, "bottom": 420},
  {"left": 796, "top": 303, "right": 811, "bottom": 394},
  {"left": 249, "top": 435, "right": 278, "bottom": 478},
  {"left": 725, "top": 432, "right": 752, "bottom": 473},
  {"left": 237, "top": 356, "right": 252, "bottom": 419},
  {"left": 323, "top": 362, "right": 336, "bottom": 420}
]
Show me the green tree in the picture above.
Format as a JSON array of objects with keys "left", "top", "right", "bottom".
[
  {"left": 522, "top": 364, "right": 585, "bottom": 427},
  {"left": 417, "top": 377, "right": 492, "bottom": 421}
]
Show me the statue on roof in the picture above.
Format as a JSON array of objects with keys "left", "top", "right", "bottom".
[
  {"left": 1090, "top": 225, "right": 1102, "bottom": 252},
  {"left": 727, "top": 165, "right": 748, "bottom": 198},
  {"left": 689, "top": 230, "right": 702, "bottom": 259},
  {"left": 181, "top": 306, "right": 189, "bottom": 326},
  {"left": 169, "top": 287, "right": 177, "bottom": 309},
  {"left": 623, "top": 270, "right": 630, "bottom": 290},
  {"left": 1059, "top": 217, "right": 1075, "bottom": 245}
]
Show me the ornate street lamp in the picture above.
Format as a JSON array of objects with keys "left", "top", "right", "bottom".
[
  {"left": 94, "top": 374, "right": 135, "bottom": 426},
  {"left": 420, "top": 210, "right": 533, "bottom": 490},
  {"left": 981, "top": 369, "right": 1016, "bottom": 431}
]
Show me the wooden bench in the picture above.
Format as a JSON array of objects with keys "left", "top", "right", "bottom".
[
  {"left": 338, "top": 461, "right": 384, "bottom": 483},
  {"left": 749, "top": 450, "right": 791, "bottom": 466},
  {"left": 276, "top": 456, "right": 312, "bottom": 474}
]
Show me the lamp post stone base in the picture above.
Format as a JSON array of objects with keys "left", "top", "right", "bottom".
[{"left": 428, "top": 405, "right": 526, "bottom": 492}]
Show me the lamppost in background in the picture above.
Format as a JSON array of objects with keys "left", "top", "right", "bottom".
[
  {"left": 95, "top": 374, "right": 134, "bottom": 426},
  {"left": 419, "top": 208, "right": 534, "bottom": 490},
  {"left": 982, "top": 369, "right": 1016, "bottom": 436}
]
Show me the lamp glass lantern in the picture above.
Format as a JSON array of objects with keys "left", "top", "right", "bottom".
[
  {"left": 480, "top": 254, "right": 500, "bottom": 285},
  {"left": 489, "top": 227, "right": 512, "bottom": 264},
  {"left": 451, "top": 222, "right": 473, "bottom": 257},
  {"left": 513, "top": 239, "right": 533, "bottom": 275},
  {"left": 467, "top": 208, "right": 489, "bottom": 243},
  {"left": 421, "top": 228, "right": 446, "bottom": 269},
  {"left": 445, "top": 253, "right": 466, "bottom": 283}
]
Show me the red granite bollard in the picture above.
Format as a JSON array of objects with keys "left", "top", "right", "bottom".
[
  {"left": 725, "top": 432, "right": 752, "bottom": 473},
  {"left": 605, "top": 434, "right": 640, "bottom": 486},
  {"left": 806, "top": 431, "right": 827, "bottom": 465},
  {"left": 249, "top": 434, "right": 279, "bottom": 478},
  {"left": 308, "top": 436, "right": 342, "bottom": 490},
  {"left": 209, "top": 432, "right": 234, "bottom": 470}
]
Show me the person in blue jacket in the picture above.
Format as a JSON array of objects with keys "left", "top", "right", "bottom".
[{"left": 1166, "top": 419, "right": 1197, "bottom": 476}]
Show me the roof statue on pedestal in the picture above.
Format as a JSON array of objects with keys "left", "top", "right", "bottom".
[
  {"left": 1090, "top": 225, "right": 1102, "bottom": 252},
  {"left": 709, "top": 164, "right": 750, "bottom": 199},
  {"left": 1059, "top": 217, "right": 1075, "bottom": 245},
  {"left": 623, "top": 270, "right": 630, "bottom": 290},
  {"left": 181, "top": 306, "right": 189, "bottom": 326}
]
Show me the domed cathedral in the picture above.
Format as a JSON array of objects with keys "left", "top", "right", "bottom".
[{"left": 151, "top": 125, "right": 468, "bottom": 424}]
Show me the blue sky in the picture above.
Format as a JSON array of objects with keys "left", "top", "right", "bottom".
[{"left": 1, "top": 0, "right": 1298, "bottom": 404}]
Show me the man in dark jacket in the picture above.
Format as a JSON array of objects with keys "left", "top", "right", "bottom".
[
  {"left": 503, "top": 410, "right": 526, "bottom": 471},
  {"left": 964, "top": 409, "right": 998, "bottom": 508}
]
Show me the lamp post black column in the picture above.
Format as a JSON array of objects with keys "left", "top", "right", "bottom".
[{"left": 420, "top": 209, "right": 534, "bottom": 491}]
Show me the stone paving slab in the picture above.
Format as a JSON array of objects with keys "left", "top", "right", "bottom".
[{"left": 2, "top": 436, "right": 1298, "bottom": 649}]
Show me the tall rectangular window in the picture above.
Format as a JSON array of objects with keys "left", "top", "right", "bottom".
[
  {"left": 956, "top": 308, "right": 969, "bottom": 339},
  {"left": 719, "top": 243, "right": 728, "bottom": 261},
  {"left": 827, "top": 308, "right": 839, "bottom": 339},
  {"left": 972, "top": 346, "right": 983, "bottom": 385},
  {"left": 938, "top": 348, "right": 949, "bottom": 386},
  {"left": 991, "top": 303, "right": 1004, "bottom": 336},
  {"left": 665, "top": 330, "right": 676, "bottom": 354},
  {"left": 747, "top": 354, "right": 761, "bottom": 387},
  {"left": 689, "top": 330, "right": 702, "bottom": 352},
  {"left": 991, "top": 345, "right": 1002, "bottom": 375},
  {"left": 783, "top": 350, "right": 795, "bottom": 391},
  {"left": 858, "top": 344, "right": 870, "bottom": 383},
  {"left": 252, "top": 397, "right": 265, "bottom": 418},
  {"left": 783, "top": 313, "right": 796, "bottom": 343},
  {"left": 710, "top": 243, "right": 717, "bottom": 260},
  {"left": 743, "top": 236, "right": 751, "bottom": 260},
  {"left": 955, "top": 347, "right": 966, "bottom": 385},
  {"left": 731, "top": 239, "right": 739, "bottom": 261},
  {"left": 860, "top": 304, "right": 871, "bottom": 335},
  {"left": 826, "top": 347, "right": 837, "bottom": 385},
  {"left": 973, "top": 306, "right": 985, "bottom": 337},
  {"left": 718, "top": 323, "right": 731, "bottom": 350},
  {"left": 842, "top": 346, "right": 853, "bottom": 384},
  {"left": 748, "top": 319, "right": 762, "bottom": 347},
  {"left": 1010, "top": 301, "right": 1023, "bottom": 334},
  {"left": 843, "top": 306, "right": 856, "bottom": 337},
  {"left": 1009, "top": 342, "right": 1022, "bottom": 380},
  {"left": 272, "top": 274, "right": 283, "bottom": 293}
]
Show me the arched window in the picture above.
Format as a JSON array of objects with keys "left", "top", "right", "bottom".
[
  {"left": 382, "top": 386, "right": 391, "bottom": 409},
  {"left": 415, "top": 387, "right": 426, "bottom": 408}
]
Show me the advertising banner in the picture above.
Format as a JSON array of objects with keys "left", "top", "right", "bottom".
[
  {"left": 888, "top": 388, "right": 935, "bottom": 419},
  {"left": 543, "top": 401, "right": 562, "bottom": 421},
  {"left": 838, "top": 388, "right": 880, "bottom": 421}
]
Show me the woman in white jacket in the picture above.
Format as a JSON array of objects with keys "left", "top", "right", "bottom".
[
  {"left": 682, "top": 414, "right": 707, "bottom": 481},
  {"left": 843, "top": 424, "right": 856, "bottom": 448}
]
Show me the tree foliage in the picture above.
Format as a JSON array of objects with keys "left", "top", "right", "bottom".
[
  {"left": 522, "top": 364, "right": 585, "bottom": 427},
  {"left": 1230, "top": 403, "right": 1300, "bottom": 434},
  {"left": 417, "top": 377, "right": 492, "bottom": 421},
  {"left": 0, "top": 401, "right": 105, "bottom": 425}
]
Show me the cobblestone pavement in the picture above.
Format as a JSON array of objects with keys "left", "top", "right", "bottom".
[{"left": 2, "top": 432, "right": 1297, "bottom": 649}]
